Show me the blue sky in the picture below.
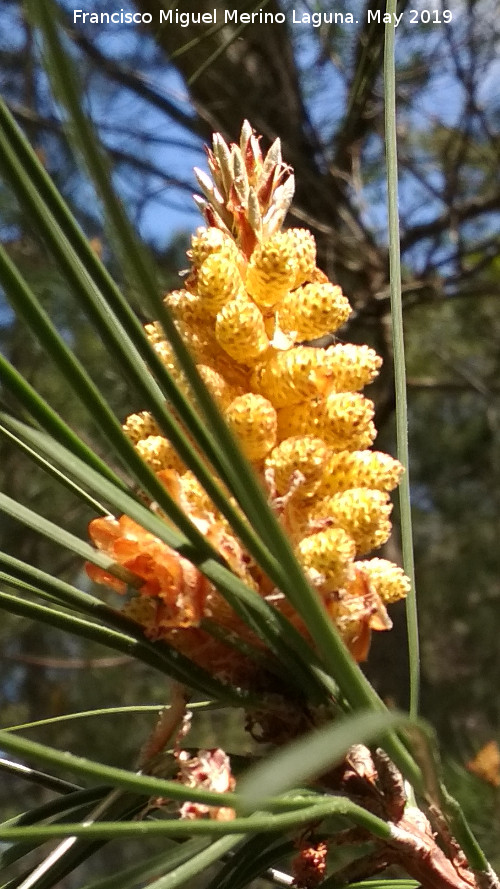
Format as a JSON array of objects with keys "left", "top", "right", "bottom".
[{"left": 0, "top": 0, "right": 497, "bottom": 255}]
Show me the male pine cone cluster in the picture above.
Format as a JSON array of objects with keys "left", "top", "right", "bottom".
[{"left": 87, "top": 122, "right": 410, "bottom": 681}]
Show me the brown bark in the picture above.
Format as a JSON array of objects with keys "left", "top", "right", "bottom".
[{"left": 320, "top": 746, "right": 498, "bottom": 889}]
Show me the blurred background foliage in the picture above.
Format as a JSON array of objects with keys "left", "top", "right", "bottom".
[{"left": 1, "top": 0, "right": 499, "bottom": 872}]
